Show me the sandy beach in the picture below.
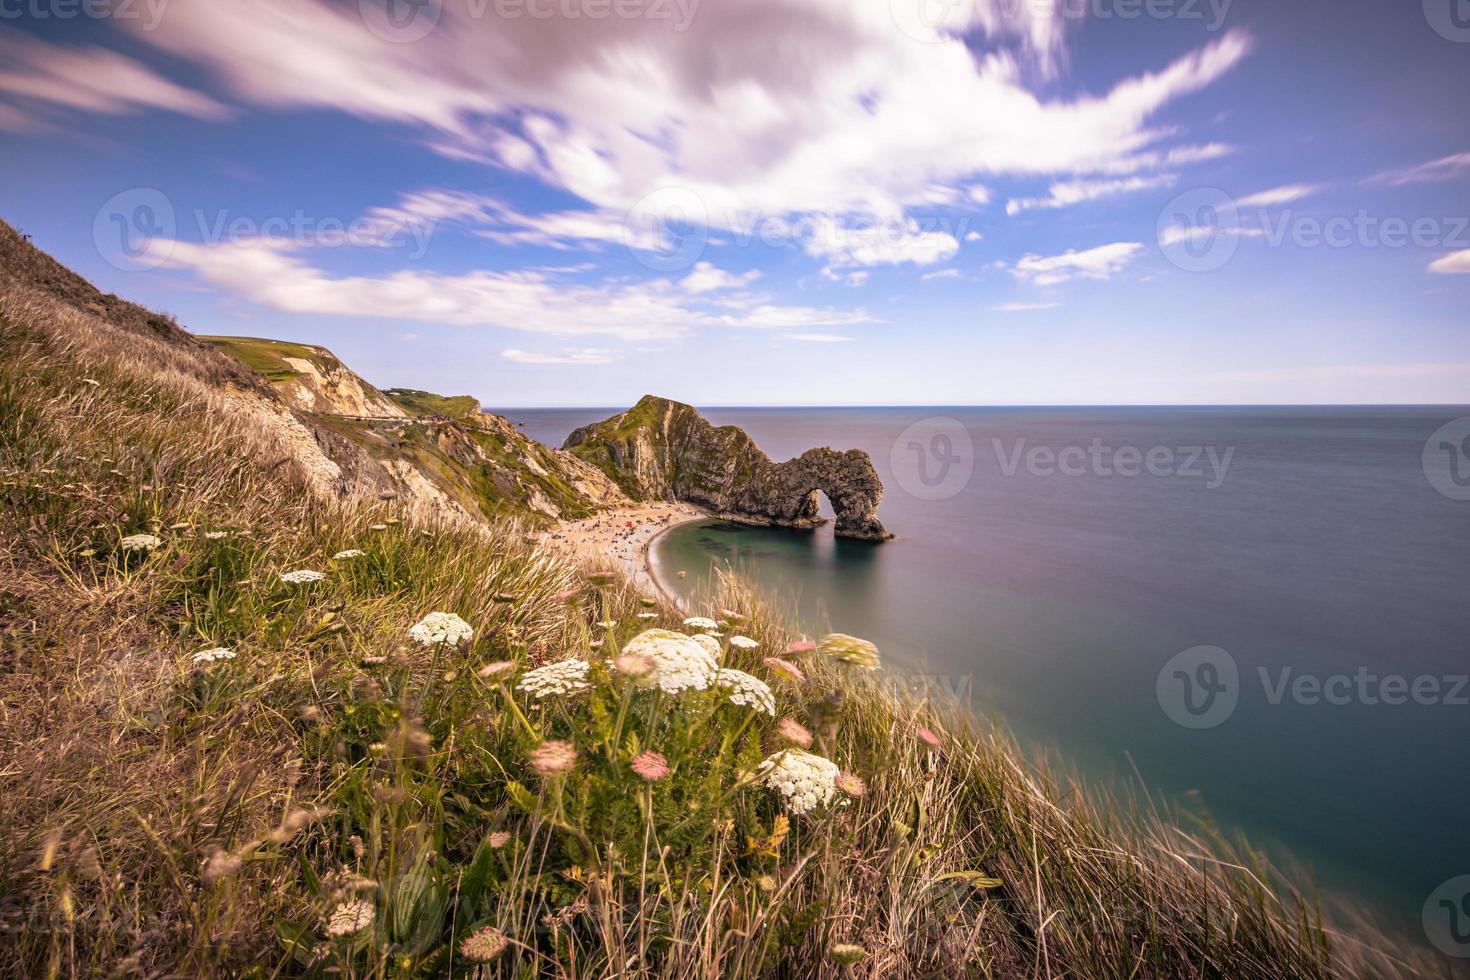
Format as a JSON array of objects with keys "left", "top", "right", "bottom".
[{"left": 541, "top": 501, "right": 707, "bottom": 601}]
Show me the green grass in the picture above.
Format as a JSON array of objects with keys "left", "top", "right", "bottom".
[
  {"left": 200, "top": 336, "right": 330, "bottom": 381},
  {"left": 384, "top": 388, "right": 480, "bottom": 419},
  {"left": 0, "top": 270, "right": 1449, "bottom": 978}
]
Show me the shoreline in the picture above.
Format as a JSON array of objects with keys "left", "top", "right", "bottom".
[{"left": 541, "top": 502, "right": 709, "bottom": 606}]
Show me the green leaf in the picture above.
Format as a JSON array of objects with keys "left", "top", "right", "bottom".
[{"left": 505, "top": 780, "right": 537, "bottom": 814}]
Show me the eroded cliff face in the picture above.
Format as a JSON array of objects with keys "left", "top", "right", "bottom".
[{"left": 564, "top": 396, "right": 893, "bottom": 540}]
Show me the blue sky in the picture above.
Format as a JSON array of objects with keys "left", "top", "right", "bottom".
[{"left": 1, "top": 0, "right": 1467, "bottom": 406}]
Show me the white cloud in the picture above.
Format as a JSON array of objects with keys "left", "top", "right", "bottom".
[
  {"left": 991, "top": 301, "right": 1060, "bottom": 311},
  {"left": 679, "top": 262, "right": 761, "bottom": 293},
  {"left": 1236, "top": 184, "right": 1320, "bottom": 208},
  {"left": 1007, "top": 242, "right": 1143, "bottom": 286},
  {"left": 107, "top": 2, "right": 1248, "bottom": 252},
  {"left": 1157, "top": 224, "right": 1264, "bottom": 247},
  {"left": 777, "top": 332, "right": 854, "bottom": 343},
  {"left": 1370, "top": 152, "right": 1470, "bottom": 186},
  {"left": 1005, "top": 174, "right": 1176, "bottom": 215},
  {"left": 502, "top": 348, "right": 619, "bottom": 365},
  {"left": 150, "top": 236, "right": 870, "bottom": 341},
  {"left": 921, "top": 268, "right": 963, "bottom": 281},
  {"left": 1429, "top": 248, "right": 1470, "bottom": 275},
  {"left": 0, "top": 33, "right": 229, "bottom": 122}
]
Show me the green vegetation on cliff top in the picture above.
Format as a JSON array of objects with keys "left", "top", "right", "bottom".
[{"left": 384, "top": 388, "right": 480, "bottom": 419}]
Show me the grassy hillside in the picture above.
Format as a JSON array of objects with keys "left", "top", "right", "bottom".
[
  {"left": 385, "top": 388, "right": 481, "bottom": 419},
  {"left": 199, "top": 335, "right": 327, "bottom": 382},
  {"left": 0, "top": 229, "right": 1440, "bottom": 977}
]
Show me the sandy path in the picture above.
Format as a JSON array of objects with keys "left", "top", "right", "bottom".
[{"left": 541, "top": 501, "right": 707, "bottom": 600}]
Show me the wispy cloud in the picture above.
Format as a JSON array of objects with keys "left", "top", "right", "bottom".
[
  {"left": 1428, "top": 248, "right": 1470, "bottom": 275},
  {"left": 991, "top": 301, "right": 1061, "bottom": 311},
  {"left": 1005, "top": 175, "right": 1176, "bottom": 215},
  {"left": 1006, "top": 242, "right": 1144, "bottom": 287},
  {"left": 502, "top": 348, "right": 619, "bottom": 365},
  {"left": 1236, "top": 184, "right": 1321, "bottom": 208},
  {"left": 1369, "top": 152, "right": 1470, "bottom": 186}
]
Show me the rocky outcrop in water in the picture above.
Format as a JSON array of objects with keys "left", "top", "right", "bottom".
[{"left": 564, "top": 396, "right": 893, "bottom": 540}]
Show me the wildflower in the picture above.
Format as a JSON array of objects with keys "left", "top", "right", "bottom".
[
  {"left": 716, "top": 668, "right": 776, "bottom": 715},
  {"left": 120, "top": 533, "right": 161, "bottom": 552},
  {"left": 818, "top": 633, "right": 880, "bottom": 670},
  {"left": 204, "top": 531, "right": 230, "bottom": 540},
  {"left": 692, "top": 632, "right": 721, "bottom": 658},
  {"left": 729, "top": 635, "right": 759, "bottom": 650},
  {"left": 476, "top": 660, "right": 516, "bottom": 681},
  {"left": 636, "top": 611, "right": 658, "bottom": 619},
  {"left": 785, "top": 638, "right": 816, "bottom": 654},
  {"left": 191, "top": 647, "right": 236, "bottom": 664},
  {"left": 836, "top": 771, "right": 867, "bottom": 798},
  {"left": 280, "top": 569, "right": 326, "bottom": 584},
  {"left": 554, "top": 588, "right": 585, "bottom": 602},
  {"left": 914, "top": 726, "right": 942, "bottom": 748},
  {"left": 831, "top": 943, "right": 867, "bottom": 964},
  {"left": 620, "top": 629, "right": 717, "bottom": 694},
  {"left": 202, "top": 847, "right": 241, "bottom": 883},
  {"left": 597, "top": 619, "right": 617, "bottom": 628},
  {"left": 682, "top": 616, "right": 718, "bottom": 632},
  {"left": 763, "top": 657, "right": 806, "bottom": 683},
  {"left": 517, "top": 659, "right": 591, "bottom": 699},
  {"left": 460, "top": 925, "right": 510, "bottom": 962},
  {"left": 325, "top": 900, "right": 375, "bottom": 937},
  {"left": 776, "top": 717, "right": 813, "bottom": 748},
  {"left": 757, "top": 750, "right": 839, "bottom": 815},
  {"left": 529, "top": 740, "right": 577, "bottom": 775},
  {"left": 612, "top": 653, "right": 654, "bottom": 678},
  {"left": 408, "top": 611, "right": 474, "bottom": 648},
  {"left": 630, "top": 750, "right": 670, "bottom": 781},
  {"left": 333, "top": 549, "right": 364, "bottom": 560},
  {"left": 489, "top": 831, "right": 512, "bottom": 849}
]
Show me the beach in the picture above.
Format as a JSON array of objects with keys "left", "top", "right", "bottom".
[{"left": 540, "top": 501, "right": 707, "bottom": 601}]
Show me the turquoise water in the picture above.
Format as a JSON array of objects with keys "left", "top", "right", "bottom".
[{"left": 504, "top": 405, "right": 1470, "bottom": 948}]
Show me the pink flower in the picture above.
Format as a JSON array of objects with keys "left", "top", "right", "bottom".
[
  {"left": 914, "top": 727, "right": 941, "bottom": 748},
  {"left": 530, "top": 740, "right": 577, "bottom": 775},
  {"left": 776, "top": 717, "right": 813, "bottom": 749},
  {"left": 785, "top": 639, "right": 816, "bottom": 654},
  {"left": 762, "top": 656, "right": 806, "bottom": 683},
  {"left": 460, "top": 925, "right": 510, "bottom": 962},
  {"left": 836, "top": 771, "right": 867, "bottom": 798},
  {"left": 489, "top": 831, "right": 512, "bottom": 849},
  {"left": 630, "top": 750, "right": 670, "bottom": 781}
]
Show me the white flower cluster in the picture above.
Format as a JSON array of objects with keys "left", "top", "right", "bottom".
[
  {"left": 325, "top": 900, "right": 375, "bottom": 937},
  {"left": 682, "top": 616, "right": 718, "bottom": 632},
  {"left": 729, "top": 635, "right": 759, "bottom": 650},
  {"left": 716, "top": 667, "right": 775, "bottom": 715},
  {"left": 621, "top": 629, "right": 717, "bottom": 694},
  {"left": 408, "top": 611, "right": 474, "bottom": 647},
  {"left": 191, "top": 647, "right": 236, "bottom": 664},
  {"left": 758, "top": 749, "right": 839, "bottom": 815},
  {"left": 516, "top": 658, "right": 591, "bottom": 699},
  {"left": 280, "top": 569, "right": 326, "bottom": 584},
  {"left": 333, "top": 549, "right": 364, "bottom": 560},
  {"left": 692, "top": 633, "right": 721, "bottom": 659},
  {"left": 120, "top": 533, "right": 161, "bottom": 552}
]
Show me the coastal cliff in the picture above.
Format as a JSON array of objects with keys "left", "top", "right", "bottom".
[{"left": 564, "top": 395, "right": 893, "bottom": 540}]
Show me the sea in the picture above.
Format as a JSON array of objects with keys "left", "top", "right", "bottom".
[{"left": 496, "top": 405, "right": 1470, "bottom": 946}]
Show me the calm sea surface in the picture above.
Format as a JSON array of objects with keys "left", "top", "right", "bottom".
[{"left": 498, "top": 405, "right": 1470, "bottom": 941}]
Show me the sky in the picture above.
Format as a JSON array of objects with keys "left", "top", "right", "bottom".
[{"left": 1, "top": 0, "right": 1468, "bottom": 406}]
